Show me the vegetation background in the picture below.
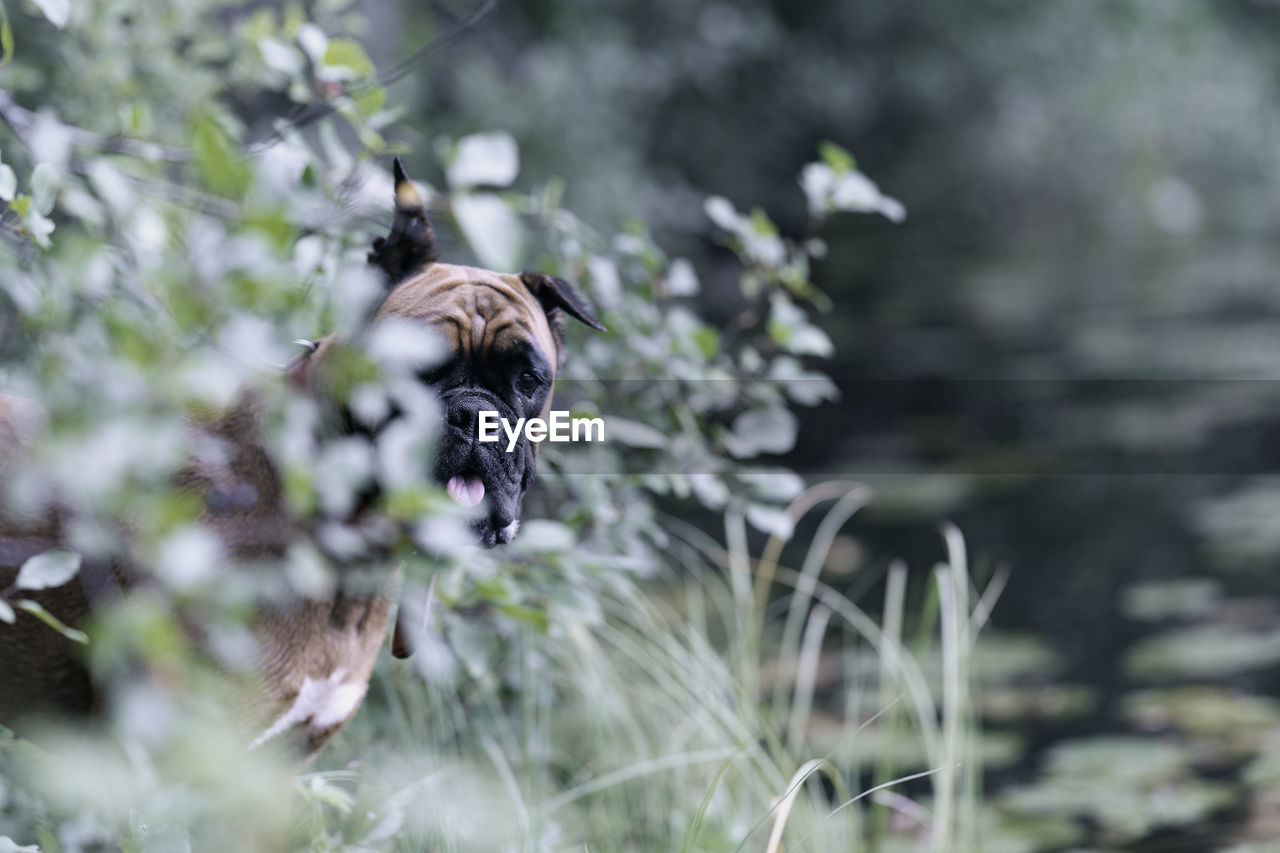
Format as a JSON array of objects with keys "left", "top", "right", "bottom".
[{"left": 4, "top": 0, "right": 1280, "bottom": 851}]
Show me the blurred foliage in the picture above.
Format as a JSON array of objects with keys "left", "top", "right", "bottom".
[
  {"left": 386, "top": 2, "right": 1280, "bottom": 850},
  {"left": 6, "top": 0, "right": 1280, "bottom": 851},
  {"left": 0, "top": 0, "right": 923, "bottom": 850}
]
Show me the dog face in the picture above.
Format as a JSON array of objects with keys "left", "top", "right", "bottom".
[{"left": 367, "top": 161, "right": 604, "bottom": 547}]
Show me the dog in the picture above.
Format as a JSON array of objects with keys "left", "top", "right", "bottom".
[{"left": 0, "top": 158, "right": 604, "bottom": 757}]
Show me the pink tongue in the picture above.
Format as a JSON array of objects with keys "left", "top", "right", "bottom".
[{"left": 446, "top": 475, "right": 486, "bottom": 508}]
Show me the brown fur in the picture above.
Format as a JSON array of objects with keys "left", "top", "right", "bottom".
[
  {"left": 0, "top": 387, "right": 392, "bottom": 756},
  {"left": 0, "top": 159, "right": 602, "bottom": 758},
  {"left": 0, "top": 261, "right": 573, "bottom": 753}
]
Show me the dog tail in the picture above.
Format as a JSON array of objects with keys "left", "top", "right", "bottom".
[{"left": 368, "top": 156, "right": 438, "bottom": 287}]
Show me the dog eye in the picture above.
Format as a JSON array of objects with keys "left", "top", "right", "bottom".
[{"left": 517, "top": 370, "right": 542, "bottom": 393}]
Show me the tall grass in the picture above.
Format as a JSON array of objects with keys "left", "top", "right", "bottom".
[
  {"left": 310, "top": 482, "right": 1004, "bottom": 852},
  {"left": 0, "top": 482, "right": 1000, "bottom": 850}
]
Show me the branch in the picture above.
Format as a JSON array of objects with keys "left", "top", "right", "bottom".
[{"left": 0, "top": 89, "right": 190, "bottom": 162}]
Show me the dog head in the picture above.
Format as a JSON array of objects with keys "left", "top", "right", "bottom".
[{"left": 366, "top": 158, "right": 604, "bottom": 547}]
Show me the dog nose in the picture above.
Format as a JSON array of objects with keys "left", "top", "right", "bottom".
[
  {"left": 447, "top": 401, "right": 475, "bottom": 431},
  {"left": 445, "top": 392, "right": 493, "bottom": 435}
]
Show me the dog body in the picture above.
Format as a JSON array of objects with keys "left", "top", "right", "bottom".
[{"left": 0, "top": 159, "right": 602, "bottom": 756}]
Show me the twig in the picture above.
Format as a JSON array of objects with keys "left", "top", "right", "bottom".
[
  {"left": 0, "top": 89, "right": 190, "bottom": 162},
  {"left": 248, "top": 0, "right": 497, "bottom": 153}
]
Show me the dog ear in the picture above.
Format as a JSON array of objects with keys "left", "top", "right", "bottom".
[
  {"left": 368, "top": 157, "right": 438, "bottom": 288},
  {"left": 519, "top": 271, "right": 607, "bottom": 332}
]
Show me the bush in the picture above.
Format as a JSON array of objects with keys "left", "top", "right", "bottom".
[{"left": 0, "top": 3, "right": 997, "bottom": 851}]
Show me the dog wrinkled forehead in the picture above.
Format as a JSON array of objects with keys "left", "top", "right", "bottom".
[{"left": 374, "top": 263, "right": 559, "bottom": 365}]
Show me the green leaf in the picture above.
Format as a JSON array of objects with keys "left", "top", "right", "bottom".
[
  {"left": 15, "top": 548, "right": 81, "bottom": 590},
  {"left": 819, "top": 140, "right": 856, "bottom": 174},
  {"left": 498, "top": 604, "right": 550, "bottom": 633},
  {"left": 747, "top": 206, "right": 777, "bottom": 238},
  {"left": 0, "top": 1, "right": 14, "bottom": 68},
  {"left": 323, "top": 37, "right": 374, "bottom": 76},
  {"left": 321, "top": 39, "right": 382, "bottom": 116},
  {"left": 354, "top": 85, "right": 385, "bottom": 118},
  {"left": 190, "top": 109, "right": 250, "bottom": 198},
  {"left": 690, "top": 324, "right": 720, "bottom": 359},
  {"left": 14, "top": 600, "right": 88, "bottom": 644},
  {"left": 473, "top": 576, "right": 511, "bottom": 602}
]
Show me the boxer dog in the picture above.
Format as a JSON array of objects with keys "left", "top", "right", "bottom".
[{"left": 0, "top": 158, "right": 604, "bottom": 757}]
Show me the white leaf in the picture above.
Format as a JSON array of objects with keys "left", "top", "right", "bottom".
[
  {"left": 23, "top": 209, "right": 54, "bottom": 247},
  {"left": 833, "top": 171, "right": 907, "bottom": 222},
  {"left": 780, "top": 372, "right": 838, "bottom": 406},
  {"left": 413, "top": 514, "right": 474, "bottom": 559},
  {"left": 688, "top": 473, "right": 729, "bottom": 508},
  {"left": 746, "top": 503, "right": 795, "bottom": 540},
  {"left": 334, "top": 264, "right": 383, "bottom": 334},
  {"left": 0, "top": 600, "right": 13, "bottom": 624},
  {"left": 509, "top": 520, "right": 575, "bottom": 554},
  {"left": 0, "top": 165, "right": 15, "bottom": 202},
  {"left": 28, "top": 113, "right": 72, "bottom": 171},
  {"left": 607, "top": 417, "right": 667, "bottom": 449},
  {"left": 743, "top": 230, "right": 785, "bottom": 267},
  {"left": 799, "top": 162, "right": 835, "bottom": 215},
  {"left": 218, "top": 315, "right": 291, "bottom": 367},
  {"left": 293, "top": 233, "right": 326, "bottom": 276},
  {"left": 452, "top": 192, "right": 524, "bottom": 271},
  {"left": 447, "top": 131, "right": 519, "bottom": 189},
  {"left": 314, "top": 437, "right": 374, "bottom": 519},
  {"left": 296, "top": 23, "right": 328, "bottom": 62},
  {"left": 155, "top": 527, "right": 223, "bottom": 591},
  {"left": 586, "top": 254, "right": 621, "bottom": 307},
  {"left": 704, "top": 195, "right": 742, "bottom": 231},
  {"left": 367, "top": 317, "right": 447, "bottom": 369},
  {"left": 739, "top": 467, "right": 806, "bottom": 501},
  {"left": 15, "top": 549, "right": 82, "bottom": 590},
  {"left": 831, "top": 170, "right": 880, "bottom": 211},
  {"left": 666, "top": 258, "right": 700, "bottom": 296},
  {"left": 877, "top": 194, "right": 907, "bottom": 223},
  {"left": 29, "top": 0, "right": 69, "bottom": 27},
  {"left": 29, "top": 162, "right": 59, "bottom": 215},
  {"left": 374, "top": 419, "right": 432, "bottom": 489},
  {"left": 802, "top": 161, "right": 906, "bottom": 223},
  {"left": 86, "top": 158, "right": 135, "bottom": 215},
  {"left": 259, "top": 36, "right": 303, "bottom": 76},
  {"left": 786, "top": 324, "right": 835, "bottom": 357},
  {"left": 727, "top": 407, "right": 798, "bottom": 458}
]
